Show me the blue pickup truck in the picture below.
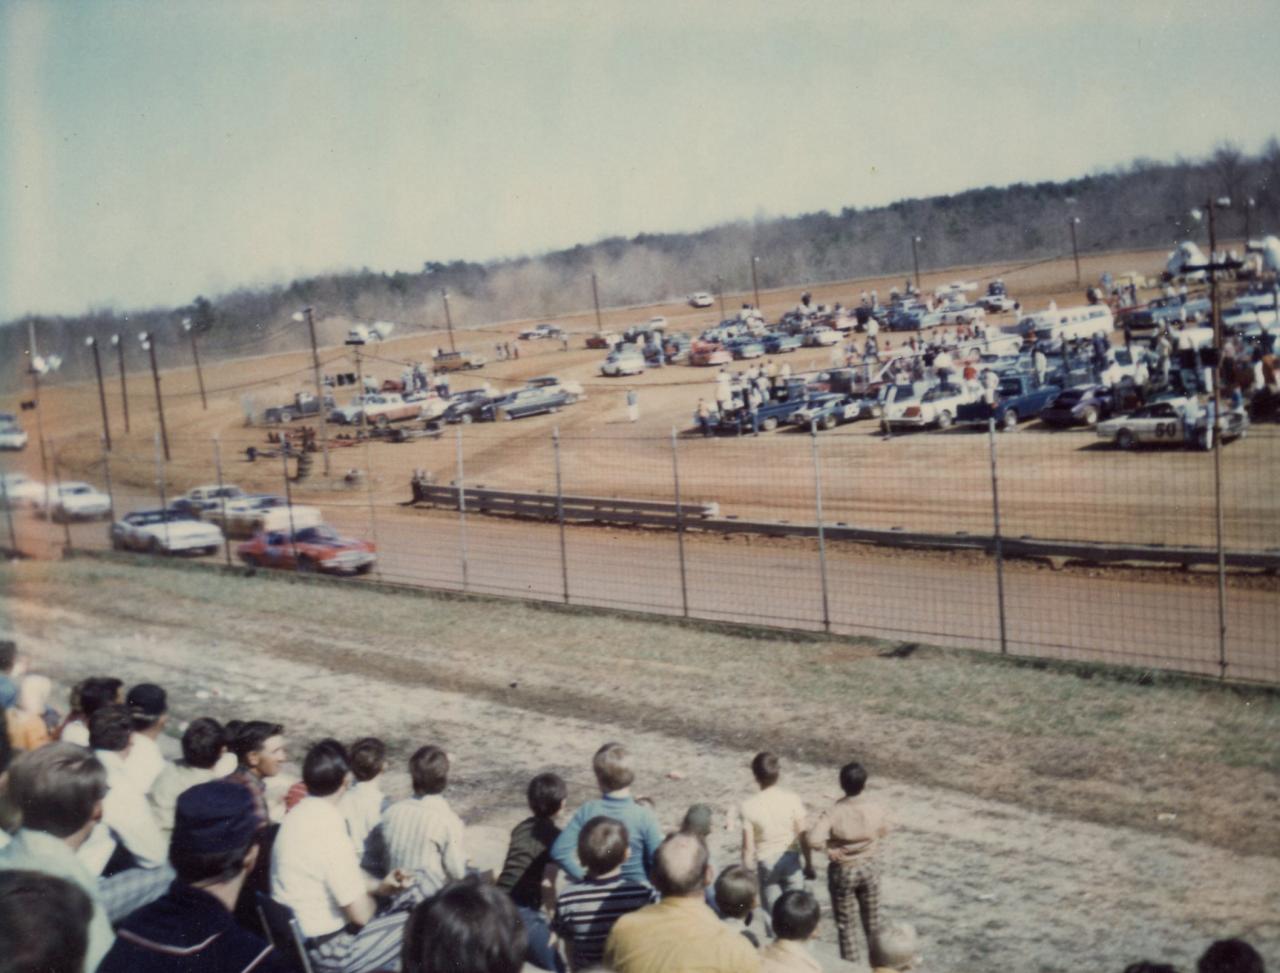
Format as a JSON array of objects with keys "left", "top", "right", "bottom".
[{"left": 956, "top": 374, "right": 1060, "bottom": 431}]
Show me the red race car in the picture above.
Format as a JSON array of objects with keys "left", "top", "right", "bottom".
[{"left": 237, "top": 524, "right": 376, "bottom": 575}]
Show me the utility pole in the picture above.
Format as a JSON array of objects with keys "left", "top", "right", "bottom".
[
  {"left": 140, "top": 332, "right": 170, "bottom": 461},
  {"left": 297, "top": 307, "right": 331, "bottom": 477},
  {"left": 442, "top": 289, "right": 457, "bottom": 352},
  {"left": 111, "top": 334, "right": 130, "bottom": 432},
  {"left": 1068, "top": 217, "right": 1082, "bottom": 285},
  {"left": 716, "top": 275, "right": 726, "bottom": 320},
  {"left": 181, "top": 318, "right": 208, "bottom": 409},
  {"left": 911, "top": 236, "right": 922, "bottom": 292},
  {"left": 26, "top": 322, "right": 49, "bottom": 506},
  {"left": 85, "top": 337, "right": 111, "bottom": 450},
  {"left": 591, "top": 273, "right": 603, "bottom": 331},
  {"left": 751, "top": 256, "right": 761, "bottom": 310}
]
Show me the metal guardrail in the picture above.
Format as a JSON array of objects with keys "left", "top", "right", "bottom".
[{"left": 406, "top": 481, "right": 1280, "bottom": 571}]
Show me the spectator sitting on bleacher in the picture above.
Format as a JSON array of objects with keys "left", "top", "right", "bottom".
[
  {"left": 712, "top": 864, "right": 759, "bottom": 946},
  {"left": 554, "top": 815, "right": 655, "bottom": 970},
  {"left": 124, "top": 683, "right": 170, "bottom": 795},
  {"left": 99, "top": 780, "right": 293, "bottom": 972},
  {"left": 603, "top": 832, "right": 761, "bottom": 973},
  {"left": 551, "top": 742, "right": 663, "bottom": 890},
  {"left": 80, "top": 703, "right": 174, "bottom": 922},
  {"left": 224, "top": 720, "right": 286, "bottom": 830},
  {"left": 338, "top": 736, "right": 389, "bottom": 864},
  {"left": 59, "top": 676, "right": 123, "bottom": 747},
  {"left": 402, "top": 878, "right": 527, "bottom": 973},
  {"left": 0, "top": 742, "right": 116, "bottom": 969},
  {"left": 272, "top": 738, "right": 418, "bottom": 973},
  {"left": 759, "top": 889, "right": 822, "bottom": 973},
  {"left": 7, "top": 674, "right": 52, "bottom": 752},
  {"left": 149, "top": 717, "right": 227, "bottom": 843},
  {"left": 0, "top": 868, "right": 95, "bottom": 973},
  {"left": 496, "top": 771, "right": 567, "bottom": 972},
  {"left": 382, "top": 745, "right": 469, "bottom": 898}
]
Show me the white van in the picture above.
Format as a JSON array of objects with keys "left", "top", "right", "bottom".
[{"left": 1006, "top": 305, "right": 1114, "bottom": 347}]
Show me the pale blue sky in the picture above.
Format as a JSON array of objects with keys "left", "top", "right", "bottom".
[{"left": 2, "top": 0, "right": 1277, "bottom": 320}]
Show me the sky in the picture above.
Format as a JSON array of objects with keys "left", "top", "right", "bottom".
[{"left": 2, "top": 0, "right": 1278, "bottom": 321}]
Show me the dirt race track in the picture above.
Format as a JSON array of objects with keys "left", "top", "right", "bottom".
[{"left": 4, "top": 246, "right": 1278, "bottom": 681}]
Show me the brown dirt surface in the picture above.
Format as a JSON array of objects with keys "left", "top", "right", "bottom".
[{"left": 2, "top": 558, "right": 1277, "bottom": 972}]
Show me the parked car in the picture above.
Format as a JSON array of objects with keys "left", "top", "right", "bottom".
[
  {"left": 956, "top": 374, "right": 1061, "bottom": 430},
  {"left": 330, "top": 392, "right": 424, "bottom": 427},
  {"left": 586, "top": 331, "right": 622, "bottom": 350},
  {"left": 718, "top": 394, "right": 813, "bottom": 435},
  {"left": 262, "top": 392, "right": 334, "bottom": 424},
  {"left": 203, "top": 494, "right": 323, "bottom": 539},
  {"left": 238, "top": 524, "right": 377, "bottom": 575},
  {"left": 688, "top": 292, "right": 715, "bottom": 308},
  {"left": 1097, "top": 398, "right": 1248, "bottom": 450},
  {"left": 41, "top": 482, "right": 112, "bottom": 521},
  {"left": 726, "top": 338, "right": 765, "bottom": 360},
  {"left": 886, "top": 383, "right": 977, "bottom": 430},
  {"left": 525, "top": 375, "right": 584, "bottom": 401},
  {"left": 433, "top": 350, "right": 487, "bottom": 372},
  {"left": 661, "top": 333, "right": 692, "bottom": 363},
  {"left": 1039, "top": 385, "right": 1121, "bottom": 427},
  {"left": 689, "top": 341, "right": 733, "bottom": 366},
  {"left": 493, "top": 386, "right": 573, "bottom": 420},
  {"left": 111, "top": 509, "right": 225, "bottom": 555},
  {"left": 762, "top": 332, "right": 802, "bottom": 354},
  {"left": 803, "top": 328, "right": 841, "bottom": 347},
  {"left": 0, "top": 421, "right": 29, "bottom": 450},
  {"left": 785, "top": 393, "right": 861, "bottom": 431},
  {"left": 600, "top": 346, "right": 646, "bottom": 376},
  {"left": 978, "top": 294, "right": 1019, "bottom": 314},
  {"left": 519, "top": 323, "right": 564, "bottom": 340},
  {"left": 182, "top": 484, "right": 246, "bottom": 513},
  {"left": 440, "top": 389, "right": 497, "bottom": 424},
  {"left": 0, "top": 472, "right": 45, "bottom": 507}
]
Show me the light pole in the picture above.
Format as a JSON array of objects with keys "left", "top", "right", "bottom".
[
  {"left": 26, "top": 323, "right": 60, "bottom": 517},
  {"left": 911, "top": 236, "right": 922, "bottom": 292},
  {"left": 441, "top": 289, "right": 456, "bottom": 353},
  {"left": 1068, "top": 217, "right": 1082, "bottom": 285},
  {"left": 716, "top": 275, "right": 726, "bottom": 320},
  {"left": 591, "top": 273, "right": 603, "bottom": 331},
  {"left": 85, "top": 337, "right": 111, "bottom": 450},
  {"left": 751, "top": 256, "right": 761, "bottom": 310},
  {"left": 292, "top": 307, "right": 331, "bottom": 478},
  {"left": 1245, "top": 197, "right": 1256, "bottom": 242},
  {"left": 181, "top": 318, "right": 208, "bottom": 410},
  {"left": 138, "top": 332, "right": 170, "bottom": 461},
  {"left": 110, "top": 334, "right": 130, "bottom": 432}
]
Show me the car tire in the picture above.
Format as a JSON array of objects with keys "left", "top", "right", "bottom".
[
  {"left": 1116, "top": 429, "right": 1136, "bottom": 450},
  {"left": 355, "top": 563, "right": 374, "bottom": 575},
  {"left": 820, "top": 414, "right": 837, "bottom": 431},
  {"left": 1082, "top": 406, "right": 1099, "bottom": 426},
  {"left": 499, "top": 410, "right": 513, "bottom": 421},
  {"left": 1001, "top": 409, "right": 1018, "bottom": 431},
  {"left": 936, "top": 410, "right": 954, "bottom": 430},
  {"left": 111, "top": 534, "right": 125, "bottom": 551},
  {"left": 298, "top": 557, "right": 317, "bottom": 574},
  {"left": 762, "top": 417, "right": 778, "bottom": 432},
  {"left": 460, "top": 414, "right": 473, "bottom": 425},
  {"left": 148, "top": 537, "right": 164, "bottom": 556},
  {"left": 280, "top": 410, "right": 293, "bottom": 424},
  {"left": 375, "top": 415, "right": 390, "bottom": 429}
]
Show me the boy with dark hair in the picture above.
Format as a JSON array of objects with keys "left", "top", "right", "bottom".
[
  {"left": 0, "top": 743, "right": 115, "bottom": 969},
  {"left": 382, "top": 745, "right": 468, "bottom": 896},
  {"left": 0, "top": 869, "right": 95, "bottom": 973},
  {"left": 551, "top": 742, "right": 664, "bottom": 888},
  {"left": 81, "top": 705, "right": 172, "bottom": 916},
  {"left": 713, "top": 864, "right": 760, "bottom": 946},
  {"left": 340, "top": 736, "right": 389, "bottom": 862},
  {"left": 60, "top": 676, "right": 124, "bottom": 747},
  {"left": 124, "top": 682, "right": 169, "bottom": 794},
  {"left": 554, "top": 816, "right": 655, "bottom": 970},
  {"left": 760, "top": 889, "right": 822, "bottom": 973},
  {"left": 806, "top": 759, "right": 889, "bottom": 966},
  {"left": 272, "top": 739, "right": 416, "bottom": 973},
  {"left": 150, "top": 717, "right": 227, "bottom": 841},
  {"left": 402, "top": 878, "right": 527, "bottom": 973},
  {"left": 1198, "top": 939, "right": 1266, "bottom": 973},
  {"left": 739, "top": 751, "right": 812, "bottom": 919},
  {"left": 497, "top": 771, "right": 568, "bottom": 971},
  {"left": 224, "top": 720, "right": 286, "bottom": 830},
  {"left": 99, "top": 781, "right": 292, "bottom": 972}
]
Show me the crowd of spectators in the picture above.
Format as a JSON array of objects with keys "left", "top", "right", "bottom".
[{"left": 0, "top": 638, "right": 1268, "bottom": 973}]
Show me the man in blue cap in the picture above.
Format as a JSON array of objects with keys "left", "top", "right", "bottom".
[{"left": 98, "top": 780, "right": 292, "bottom": 972}]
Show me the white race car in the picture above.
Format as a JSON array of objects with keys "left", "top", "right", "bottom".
[
  {"left": 42, "top": 482, "right": 112, "bottom": 521},
  {"left": 1096, "top": 398, "right": 1249, "bottom": 450},
  {"left": 0, "top": 472, "right": 45, "bottom": 507},
  {"left": 203, "top": 494, "right": 324, "bottom": 539},
  {"left": 688, "top": 292, "right": 715, "bottom": 308},
  {"left": 111, "top": 509, "right": 225, "bottom": 555},
  {"left": 0, "top": 422, "right": 29, "bottom": 450}
]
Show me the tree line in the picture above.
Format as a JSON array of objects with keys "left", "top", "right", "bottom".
[{"left": 3, "top": 141, "right": 1276, "bottom": 394}]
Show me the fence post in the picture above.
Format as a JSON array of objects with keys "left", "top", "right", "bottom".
[
  {"left": 52, "top": 445, "right": 72, "bottom": 552},
  {"left": 670, "top": 428, "right": 690, "bottom": 618},
  {"left": 1212, "top": 395, "right": 1228, "bottom": 679},
  {"left": 360, "top": 434, "right": 382, "bottom": 582},
  {"left": 553, "top": 428, "right": 570, "bottom": 605},
  {"left": 154, "top": 431, "right": 169, "bottom": 554},
  {"left": 212, "top": 437, "right": 232, "bottom": 567},
  {"left": 811, "top": 424, "right": 831, "bottom": 633},
  {"left": 987, "top": 419, "right": 1009, "bottom": 655},
  {"left": 282, "top": 449, "right": 299, "bottom": 569},
  {"left": 456, "top": 427, "right": 469, "bottom": 592},
  {"left": 1, "top": 454, "right": 17, "bottom": 553},
  {"left": 101, "top": 436, "right": 115, "bottom": 523}
]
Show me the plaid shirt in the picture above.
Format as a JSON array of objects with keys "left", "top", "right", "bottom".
[{"left": 223, "top": 766, "right": 270, "bottom": 830}]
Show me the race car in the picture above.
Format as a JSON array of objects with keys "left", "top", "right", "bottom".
[
  {"left": 237, "top": 524, "right": 377, "bottom": 575},
  {"left": 1096, "top": 398, "right": 1249, "bottom": 450}
]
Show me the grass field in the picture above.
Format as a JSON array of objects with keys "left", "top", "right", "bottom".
[{"left": 2, "top": 556, "right": 1276, "bottom": 970}]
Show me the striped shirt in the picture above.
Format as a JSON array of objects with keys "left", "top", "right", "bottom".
[
  {"left": 381, "top": 794, "right": 467, "bottom": 896},
  {"left": 554, "top": 875, "right": 656, "bottom": 969}
]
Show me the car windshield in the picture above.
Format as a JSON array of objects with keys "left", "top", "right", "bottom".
[
  {"left": 997, "top": 380, "right": 1023, "bottom": 397},
  {"left": 295, "top": 526, "right": 339, "bottom": 544},
  {"left": 922, "top": 386, "right": 960, "bottom": 402},
  {"left": 63, "top": 485, "right": 92, "bottom": 495}
]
